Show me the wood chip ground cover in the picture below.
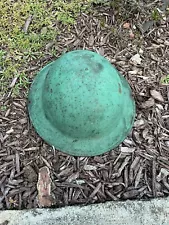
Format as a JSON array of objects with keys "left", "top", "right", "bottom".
[{"left": 1, "top": 1, "right": 169, "bottom": 209}]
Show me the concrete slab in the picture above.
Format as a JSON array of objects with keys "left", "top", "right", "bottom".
[{"left": 0, "top": 197, "right": 169, "bottom": 225}]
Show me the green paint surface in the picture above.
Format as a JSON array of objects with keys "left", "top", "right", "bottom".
[{"left": 28, "top": 50, "right": 135, "bottom": 156}]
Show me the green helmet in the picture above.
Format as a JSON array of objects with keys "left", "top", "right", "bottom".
[{"left": 28, "top": 50, "right": 135, "bottom": 156}]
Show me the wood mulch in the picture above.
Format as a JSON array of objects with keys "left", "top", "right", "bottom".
[{"left": 1, "top": 1, "right": 169, "bottom": 209}]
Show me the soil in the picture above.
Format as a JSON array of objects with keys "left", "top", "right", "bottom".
[{"left": 1, "top": 2, "right": 169, "bottom": 209}]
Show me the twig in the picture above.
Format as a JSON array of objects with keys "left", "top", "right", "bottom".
[
  {"left": 23, "top": 15, "right": 32, "bottom": 33},
  {"left": 152, "top": 160, "right": 157, "bottom": 197}
]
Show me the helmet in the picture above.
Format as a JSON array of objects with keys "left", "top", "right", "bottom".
[{"left": 28, "top": 50, "right": 135, "bottom": 156}]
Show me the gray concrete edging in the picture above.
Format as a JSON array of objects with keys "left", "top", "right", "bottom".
[{"left": 0, "top": 197, "right": 169, "bottom": 225}]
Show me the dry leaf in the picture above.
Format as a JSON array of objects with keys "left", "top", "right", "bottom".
[
  {"left": 123, "top": 22, "right": 130, "bottom": 29},
  {"left": 19, "top": 118, "right": 27, "bottom": 125},
  {"left": 128, "top": 69, "right": 139, "bottom": 75},
  {"left": 88, "top": 35, "right": 95, "bottom": 46},
  {"left": 133, "top": 131, "right": 142, "bottom": 144},
  {"left": 151, "top": 54, "right": 158, "bottom": 62},
  {"left": 84, "top": 165, "right": 97, "bottom": 171},
  {"left": 165, "top": 141, "right": 169, "bottom": 147},
  {"left": 6, "top": 127, "right": 14, "bottom": 134},
  {"left": 9, "top": 77, "right": 18, "bottom": 88},
  {"left": 164, "top": 40, "right": 169, "bottom": 46},
  {"left": 122, "top": 189, "right": 140, "bottom": 199},
  {"left": 134, "top": 119, "right": 145, "bottom": 128},
  {"left": 75, "top": 179, "right": 85, "bottom": 185},
  {"left": 66, "top": 172, "right": 79, "bottom": 183},
  {"left": 156, "top": 168, "right": 169, "bottom": 182},
  {"left": 150, "top": 90, "right": 164, "bottom": 102},
  {"left": 24, "top": 165, "right": 37, "bottom": 183},
  {"left": 120, "top": 147, "right": 135, "bottom": 153},
  {"left": 139, "top": 48, "right": 144, "bottom": 54},
  {"left": 130, "top": 54, "right": 142, "bottom": 65},
  {"left": 123, "top": 138, "right": 134, "bottom": 146},
  {"left": 45, "top": 41, "right": 55, "bottom": 51},
  {"left": 98, "top": 47, "right": 104, "bottom": 56},
  {"left": 129, "top": 31, "right": 135, "bottom": 39},
  {"left": 142, "top": 128, "right": 149, "bottom": 139},
  {"left": 141, "top": 98, "right": 155, "bottom": 108}
]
